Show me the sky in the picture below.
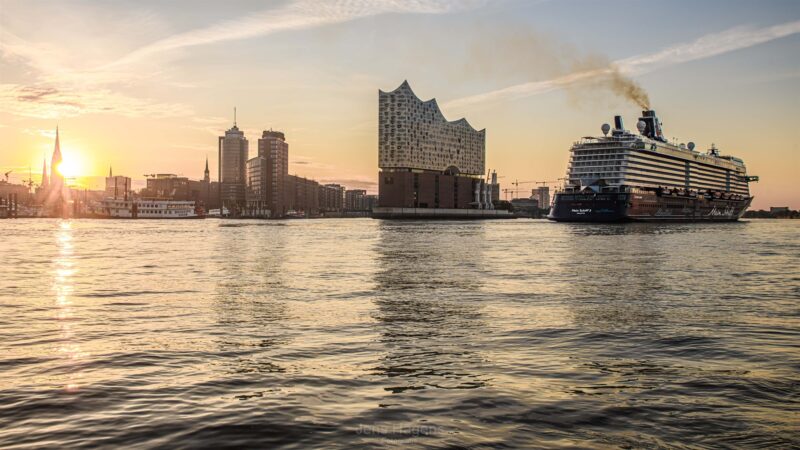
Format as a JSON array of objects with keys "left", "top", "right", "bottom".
[{"left": 1, "top": 0, "right": 798, "bottom": 209}]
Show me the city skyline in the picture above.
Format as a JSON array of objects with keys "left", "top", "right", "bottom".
[{"left": 2, "top": 0, "right": 799, "bottom": 208}]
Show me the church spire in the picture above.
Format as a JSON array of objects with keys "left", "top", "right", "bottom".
[
  {"left": 109, "top": 166, "right": 113, "bottom": 177},
  {"left": 204, "top": 156, "right": 210, "bottom": 183},
  {"left": 50, "top": 126, "right": 63, "bottom": 189},
  {"left": 41, "top": 156, "right": 49, "bottom": 189}
]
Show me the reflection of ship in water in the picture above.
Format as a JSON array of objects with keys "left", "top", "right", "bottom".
[
  {"left": 371, "top": 222, "right": 490, "bottom": 392},
  {"left": 558, "top": 223, "right": 677, "bottom": 330}
]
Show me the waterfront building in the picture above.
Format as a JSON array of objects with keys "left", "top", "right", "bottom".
[
  {"left": 510, "top": 197, "right": 540, "bottom": 218},
  {"left": 285, "top": 175, "right": 319, "bottom": 215},
  {"left": 377, "top": 81, "right": 501, "bottom": 216},
  {"left": 365, "top": 194, "right": 378, "bottom": 212},
  {"left": 490, "top": 170, "right": 500, "bottom": 203},
  {"left": 218, "top": 118, "right": 248, "bottom": 211},
  {"left": 535, "top": 186, "right": 550, "bottom": 210},
  {"left": 0, "top": 181, "right": 30, "bottom": 204},
  {"left": 142, "top": 174, "right": 190, "bottom": 199},
  {"left": 188, "top": 157, "right": 219, "bottom": 210},
  {"left": 345, "top": 189, "right": 368, "bottom": 211},
  {"left": 319, "top": 184, "right": 345, "bottom": 213},
  {"left": 105, "top": 167, "right": 132, "bottom": 200},
  {"left": 245, "top": 130, "right": 290, "bottom": 217}
]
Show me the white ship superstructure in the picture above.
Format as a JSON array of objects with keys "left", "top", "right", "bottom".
[
  {"left": 549, "top": 110, "right": 757, "bottom": 222},
  {"left": 566, "top": 111, "right": 752, "bottom": 195},
  {"left": 100, "top": 198, "right": 201, "bottom": 219}
]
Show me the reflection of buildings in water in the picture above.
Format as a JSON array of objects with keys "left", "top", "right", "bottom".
[
  {"left": 213, "top": 223, "right": 291, "bottom": 376},
  {"left": 371, "top": 222, "right": 491, "bottom": 392},
  {"left": 53, "top": 220, "right": 83, "bottom": 392}
]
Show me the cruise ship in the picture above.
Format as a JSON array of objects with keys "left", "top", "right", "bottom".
[
  {"left": 99, "top": 198, "right": 203, "bottom": 219},
  {"left": 548, "top": 110, "right": 758, "bottom": 222}
]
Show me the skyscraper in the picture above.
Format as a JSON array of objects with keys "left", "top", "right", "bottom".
[
  {"left": 247, "top": 129, "right": 289, "bottom": 217},
  {"left": 218, "top": 114, "right": 248, "bottom": 211}
]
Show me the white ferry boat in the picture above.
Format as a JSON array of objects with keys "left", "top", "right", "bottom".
[{"left": 99, "top": 198, "right": 203, "bottom": 219}]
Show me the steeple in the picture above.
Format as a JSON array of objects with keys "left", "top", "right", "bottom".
[
  {"left": 204, "top": 156, "right": 210, "bottom": 183},
  {"left": 50, "top": 126, "right": 63, "bottom": 189},
  {"left": 41, "top": 156, "right": 49, "bottom": 190},
  {"left": 109, "top": 166, "right": 113, "bottom": 177}
]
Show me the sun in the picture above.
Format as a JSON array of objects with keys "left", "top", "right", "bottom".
[{"left": 56, "top": 152, "right": 86, "bottom": 178}]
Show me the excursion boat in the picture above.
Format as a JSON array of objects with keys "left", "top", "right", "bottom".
[
  {"left": 99, "top": 198, "right": 204, "bottom": 219},
  {"left": 548, "top": 110, "right": 758, "bottom": 222}
]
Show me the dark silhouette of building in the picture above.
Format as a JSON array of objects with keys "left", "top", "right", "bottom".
[
  {"left": 247, "top": 130, "right": 289, "bottom": 217},
  {"left": 219, "top": 113, "right": 248, "bottom": 212},
  {"left": 319, "top": 184, "right": 344, "bottom": 213}
]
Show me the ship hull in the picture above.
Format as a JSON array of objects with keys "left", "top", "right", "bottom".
[{"left": 548, "top": 192, "right": 752, "bottom": 222}]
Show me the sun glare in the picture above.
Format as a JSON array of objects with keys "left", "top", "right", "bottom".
[{"left": 56, "top": 153, "right": 85, "bottom": 178}]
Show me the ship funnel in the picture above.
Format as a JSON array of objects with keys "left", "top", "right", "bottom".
[
  {"left": 613, "top": 115, "right": 624, "bottom": 131},
  {"left": 638, "top": 110, "right": 666, "bottom": 142}
]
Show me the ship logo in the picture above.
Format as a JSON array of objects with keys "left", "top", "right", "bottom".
[
  {"left": 708, "top": 206, "right": 735, "bottom": 217},
  {"left": 571, "top": 208, "right": 591, "bottom": 215}
]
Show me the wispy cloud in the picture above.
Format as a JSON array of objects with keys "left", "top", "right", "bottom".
[
  {"left": 104, "top": 0, "right": 477, "bottom": 69},
  {"left": 0, "top": 83, "right": 193, "bottom": 119},
  {"left": 0, "top": 0, "right": 476, "bottom": 120},
  {"left": 445, "top": 20, "right": 800, "bottom": 110}
]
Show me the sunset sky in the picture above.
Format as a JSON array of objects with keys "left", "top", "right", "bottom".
[{"left": 1, "top": 0, "right": 798, "bottom": 208}]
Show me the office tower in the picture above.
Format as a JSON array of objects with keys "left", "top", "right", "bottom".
[{"left": 218, "top": 114, "right": 248, "bottom": 210}]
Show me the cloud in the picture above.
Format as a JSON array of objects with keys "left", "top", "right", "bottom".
[
  {"left": 0, "top": 83, "right": 193, "bottom": 119},
  {"left": 445, "top": 20, "right": 800, "bottom": 110},
  {"left": 319, "top": 177, "right": 378, "bottom": 189},
  {"left": 104, "top": 0, "right": 477, "bottom": 69},
  {"left": 0, "top": 0, "right": 477, "bottom": 121}
]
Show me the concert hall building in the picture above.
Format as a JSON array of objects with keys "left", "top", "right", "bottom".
[{"left": 376, "top": 81, "right": 507, "bottom": 218}]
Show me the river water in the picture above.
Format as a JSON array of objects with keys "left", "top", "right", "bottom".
[{"left": 1, "top": 218, "right": 798, "bottom": 448}]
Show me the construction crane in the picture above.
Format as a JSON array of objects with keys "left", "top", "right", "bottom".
[
  {"left": 502, "top": 179, "right": 567, "bottom": 200},
  {"left": 25, "top": 167, "right": 35, "bottom": 191}
]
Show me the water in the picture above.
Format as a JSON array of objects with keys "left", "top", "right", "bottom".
[{"left": 1, "top": 218, "right": 798, "bottom": 448}]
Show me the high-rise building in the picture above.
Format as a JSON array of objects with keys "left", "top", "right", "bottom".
[
  {"left": 246, "top": 129, "right": 289, "bottom": 217},
  {"left": 261, "top": 130, "right": 288, "bottom": 216},
  {"left": 345, "top": 189, "right": 368, "bottom": 211},
  {"left": 377, "top": 81, "right": 489, "bottom": 210},
  {"left": 535, "top": 186, "right": 550, "bottom": 210},
  {"left": 218, "top": 117, "right": 248, "bottom": 211},
  {"left": 319, "top": 184, "right": 344, "bottom": 213},
  {"left": 284, "top": 175, "right": 319, "bottom": 215}
]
